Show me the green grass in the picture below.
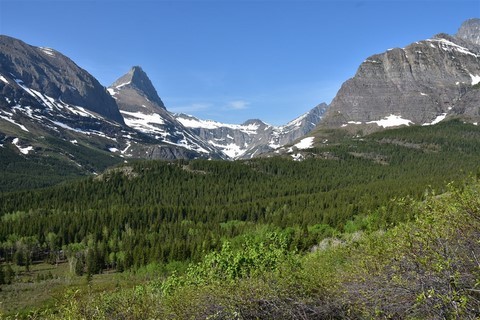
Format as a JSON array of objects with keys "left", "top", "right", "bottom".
[{"left": 0, "top": 262, "right": 140, "bottom": 317}]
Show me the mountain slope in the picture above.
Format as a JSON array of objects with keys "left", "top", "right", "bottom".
[
  {"left": 108, "top": 67, "right": 225, "bottom": 159},
  {"left": 176, "top": 103, "right": 328, "bottom": 159},
  {"left": 321, "top": 18, "right": 480, "bottom": 129},
  {"left": 108, "top": 67, "right": 328, "bottom": 160},
  {"left": 0, "top": 35, "right": 124, "bottom": 123},
  {"left": 0, "top": 36, "right": 219, "bottom": 187}
]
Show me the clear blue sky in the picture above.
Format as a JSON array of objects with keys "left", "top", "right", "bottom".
[{"left": 0, "top": 0, "right": 478, "bottom": 125}]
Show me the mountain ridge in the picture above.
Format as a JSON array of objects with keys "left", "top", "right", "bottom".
[
  {"left": 320, "top": 18, "right": 480, "bottom": 130},
  {"left": 0, "top": 35, "right": 125, "bottom": 124},
  {"left": 1, "top": 18, "right": 479, "bottom": 168}
]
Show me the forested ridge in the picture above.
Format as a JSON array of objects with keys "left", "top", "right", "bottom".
[{"left": 1, "top": 120, "right": 480, "bottom": 317}]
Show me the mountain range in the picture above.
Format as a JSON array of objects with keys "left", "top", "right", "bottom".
[{"left": 0, "top": 18, "right": 479, "bottom": 173}]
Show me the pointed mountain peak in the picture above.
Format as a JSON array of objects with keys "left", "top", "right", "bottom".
[
  {"left": 111, "top": 66, "right": 164, "bottom": 107},
  {"left": 242, "top": 119, "right": 267, "bottom": 126},
  {"left": 456, "top": 18, "right": 480, "bottom": 45}
]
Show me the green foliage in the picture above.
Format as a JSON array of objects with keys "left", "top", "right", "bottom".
[
  {"left": 43, "top": 176, "right": 480, "bottom": 319},
  {"left": 1, "top": 120, "right": 480, "bottom": 276},
  {"left": 2, "top": 120, "right": 480, "bottom": 317},
  {"left": 160, "top": 232, "right": 294, "bottom": 295},
  {"left": 0, "top": 135, "right": 123, "bottom": 193}
]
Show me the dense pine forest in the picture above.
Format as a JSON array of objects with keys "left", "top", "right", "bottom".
[{"left": 1, "top": 120, "right": 480, "bottom": 318}]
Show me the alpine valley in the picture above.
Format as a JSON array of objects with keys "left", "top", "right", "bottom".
[
  {"left": 1, "top": 18, "right": 480, "bottom": 319},
  {"left": 0, "top": 35, "right": 328, "bottom": 189},
  {"left": 1, "top": 19, "right": 480, "bottom": 188}
]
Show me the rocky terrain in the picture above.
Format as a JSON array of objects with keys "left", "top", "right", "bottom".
[
  {"left": 108, "top": 66, "right": 224, "bottom": 159},
  {"left": 0, "top": 35, "right": 325, "bottom": 166},
  {"left": 175, "top": 103, "right": 328, "bottom": 159},
  {"left": 0, "top": 18, "right": 479, "bottom": 168},
  {"left": 321, "top": 18, "right": 480, "bottom": 130}
]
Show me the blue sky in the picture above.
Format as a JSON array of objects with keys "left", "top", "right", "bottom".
[{"left": 0, "top": 0, "right": 478, "bottom": 125}]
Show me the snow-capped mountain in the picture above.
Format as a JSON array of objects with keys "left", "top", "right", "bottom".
[
  {"left": 108, "top": 67, "right": 225, "bottom": 159},
  {"left": 107, "top": 66, "right": 328, "bottom": 160},
  {"left": 0, "top": 34, "right": 325, "bottom": 166},
  {"left": 0, "top": 35, "right": 124, "bottom": 124},
  {"left": 0, "top": 36, "right": 221, "bottom": 173},
  {"left": 175, "top": 103, "right": 328, "bottom": 159},
  {"left": 321, "top": 18, "right": 480, "bottom": 130}
]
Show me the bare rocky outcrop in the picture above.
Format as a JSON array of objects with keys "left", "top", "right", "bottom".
[
  {"left": 457, "top": 18, "right": 480, "bottom": 45},
  {"left": 321, "top": 19, "right": 480, "bottom": 129}
]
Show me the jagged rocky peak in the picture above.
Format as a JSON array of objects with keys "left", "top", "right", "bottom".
[
  {"left": 456, "top": 18, "right": 480, "bottom": 45},
  {"left": 111, "top": 66, "right": 165, "bottom": 108}
]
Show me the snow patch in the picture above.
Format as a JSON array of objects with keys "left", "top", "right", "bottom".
[
  {"left": 120, "top": 110, "right": 166, "bottom": 134},
  {"left": 121, "top": 141, "right": 132, "bottom": 155},
  {"left": 422, "top": 113, "right": 447, "bottom": 126},
  {"left": 12, "top": 138, "right": 33, "bottom": 154},
  {"left": 109, "top": 147, "right": 119, "bottom": 153},
  {"left": 70, "top": 140, "right": 78, "bottom": 144},
  {"left": 0, "top": 114, "right": 29, "bottom": 132},
  {"left": 64, "top": 105, "right": 101, "bottom": 118},
  {"left": 52, "top": 121, "right": 83, "bottom": 132},
  {"left": 209, "top": 141, "right": 244, "bottom": 159},
  {"left": 367, "top": 115, "right": 413, "bottom": 128},
  {"left": 291, "top": 153, "right": 305, "bottom": 161},
  {"left": 285, "top": 112, "right": 308, "bottom": 128},
  {"left": 177, "top": 115, "right": 260, "bottom": 135},
  {"left": 294, "top": 137, "right": 314, "bottom": 150},
  {"left": 52, "top": 121, "right": 116, "bottom": 140},
  {"left": 341, "top": 121, "right": 363, "bottom": 127},
  {"left": 39, "top": 47, "right": 55, "bottom": 56},
  {"left": 427, "top": 38, "right": 479, "bottom": 58},
  {"left": 13, "top": 80, "right": 102, "bottom": 119},
  {"left": 0, "top": 74, "right": 9, "bottom": 84},
  {"left": 115, "top": 81, "right": 131, "bottom": 89},
  {"left": 470, "top": 74, "right": 480, "bottom": 86}
]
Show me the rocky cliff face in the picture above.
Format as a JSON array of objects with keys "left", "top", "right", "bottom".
[
  {"left": 0, "top": 35, "right": 124, "bottom": 124},
  {"left": 322, "top": 19, "right": 480, "bottom": 129},
  {"left": 457, "top": 18, "right": 480, "bottom": 45},
  {"left": 176, "top": 103, "right": 328, "bottom": 159},
  {"left": 109, "top": 66, "right": 166, "bottom": 111}
]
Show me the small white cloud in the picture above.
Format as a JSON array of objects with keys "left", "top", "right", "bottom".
[{"left": 227, "top": 100, "right": 250, "bottom": 110}]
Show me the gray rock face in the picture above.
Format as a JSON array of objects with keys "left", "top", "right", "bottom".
[
  {"left": 457, "top": 18, "right": 480, "bottom": 46},
  {"left": 452, "top": 86, "right": 480, "bottom": 119},
  {"left": 176, "top": 103, "right": 328, "bottom": 159},
  {"left": 111, "top": 66, "right": 165, "bottom": 109},
  {"left": 0, "top": 35, "right": 124, "bottom": 124},
  {"left": 322, "top": 20, "right": 480, "bottom": 128}
]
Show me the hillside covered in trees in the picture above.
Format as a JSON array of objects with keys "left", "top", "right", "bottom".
[{"left": 1, "top": 120, "right": 480, "bottom": 318}]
